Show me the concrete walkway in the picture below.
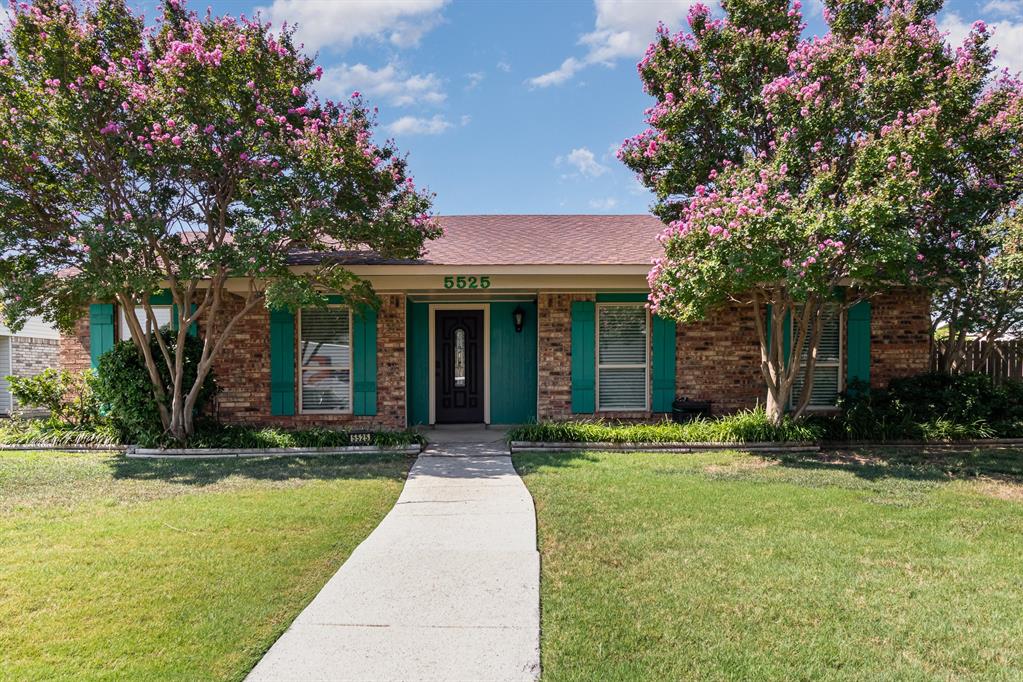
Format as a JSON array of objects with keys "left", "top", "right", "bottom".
[{"left": 246, "top": 430, "right": 540, "bottom": 681}]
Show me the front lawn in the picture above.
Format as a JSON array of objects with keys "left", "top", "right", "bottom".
[
  {"left": 515, "top": 448, "right": 1023, "bottom": 680},
  {"left": 0, "top": 450, "right": 411, "bottom": 680}
]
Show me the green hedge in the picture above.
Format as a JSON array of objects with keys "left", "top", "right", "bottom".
[
  {"left": 814, "top": 373, "right": 1023, "bottom": 441},
  {"left": 507, "top": 407, "right": 823, "bottom": 444}
]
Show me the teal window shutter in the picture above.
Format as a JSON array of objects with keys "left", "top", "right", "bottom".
[
  {"left": 353, "top": 307, "right": 378, "bottom": 416},
  {"left": 847, "top": 300, "right": 871, "bottom": 387},
  {"left": 764, "top": 303, "right": 791, "bottom": 366},
  {"left": 171, "top": 303, "right": 199, "bottom": 337},
  {"left": 89, "top": 303, "right": 115, "bottom": 369},
  {"left": 570, "top": 301, "right": 596, "bottom": 413},
  {"left": 269, "top": 309, "right": 295, "bottom": 416},
  {"left": 651, "top": 314, "right": 677, "bottom": 412}
]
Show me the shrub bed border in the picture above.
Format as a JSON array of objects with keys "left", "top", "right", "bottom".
[
  {"left": 126, "top": 444, "right": 424, "bottom": 459},
  {"left": 0, "top": 443, "right": 423, "bottom": 457},
  {"left": 509, "top": 438, "right": 1023, "bottom": 453},
  {"left": 0, "top": 444, "right": 128, "bottom": 452},
  {"left": 509, "top": 441, "right": 821, "bottom": 453}
]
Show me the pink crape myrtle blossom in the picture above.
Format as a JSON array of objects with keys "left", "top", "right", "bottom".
[
  {"left": 620, "top": 0, "right": 1023, "bottom": 422},
  {"left": 0, "top": 0, "right": 440, "bottom": 441}
]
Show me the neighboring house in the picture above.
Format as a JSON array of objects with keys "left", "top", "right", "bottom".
[
  {"left": 59, "top": 215, "right": 932, "bottom": 428},
  {"left": 0, "top": 316, "right": 61, "bottom": 417}
]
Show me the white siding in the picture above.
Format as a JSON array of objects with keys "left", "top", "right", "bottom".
[
  {"left": 0, "top": 336, "right": 11, "bottom": 415},
  {"left": 0, "top": 315, "right": 60, "bottom": 340}
]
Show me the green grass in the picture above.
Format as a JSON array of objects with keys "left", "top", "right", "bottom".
[
  {"left": 0, "top": 449, "right": 411, "bottom": 680},
  {"left": 515, "top": 448, "right": 1023, "bottom": 680},
  {"left": 508, "top": 407, "right": 823, "bottom": 444}
]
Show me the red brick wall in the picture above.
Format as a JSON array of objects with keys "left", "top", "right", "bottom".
[
  {"left": 676, "top": 302, "right": 765, "bottom": 413},
  {"left": 535, "top": 288, "right": 931, "bottom": 420},
  {"left": 60, "top": 286, "right": 930, "bottom": 427},
  {"left": 60, "top": 317, "right": 91, "bottom": 375},
  {"left": 536, "top": 293, "right": 590, "bottom": 420},
  {"left": 59, "top": 294, "right": 408, "bottom": 430},
  {"left": 870, "top": 288, "right": 931, "bottom": 389},
  {"left": 212, "top": 293, "right": 406, "bottom": 430}
]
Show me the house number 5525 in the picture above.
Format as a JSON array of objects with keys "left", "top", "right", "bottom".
[{"left": 443, "top": 276, "right": 491, "bottom": 289}]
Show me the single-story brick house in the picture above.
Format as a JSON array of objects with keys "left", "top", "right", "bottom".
[
  {"left": 60, "top": 215, "right": 931, "bottom": 429},
  {"left": 1, "top": 316, "right": 61, "bottom": 417}
]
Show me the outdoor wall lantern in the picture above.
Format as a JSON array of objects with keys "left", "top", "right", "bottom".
[{"left": 513, "top": 305, "right": 526, "bottom": 333}]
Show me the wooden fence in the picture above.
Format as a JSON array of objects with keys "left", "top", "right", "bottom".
[{"left": 931, "top": 339, "right": 1023, "bottom": 383}]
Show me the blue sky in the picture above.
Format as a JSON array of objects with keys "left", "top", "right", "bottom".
[{"left": 156, "top": 0, "right": 1021, "bottom": 216}]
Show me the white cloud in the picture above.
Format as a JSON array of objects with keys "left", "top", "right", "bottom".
[
  {"left": 319, "top": 62, "right": 445, "bottom": 107},
  {"left": 387, "top": 115, "right": 453, "bottom": 135},
  {"left": 556, "top": 147, "right": 610, "bottom": 178},
  {"left": 983, "top": 0, "right": 1022, "bottom": 17},
  {"left": 589, "top": 197, "right": 620, "bottom": 210},
  {"left": 465, "top": 71, "right": 485, "bottom": 90},
  {"left": 460, "top": 114, "right": 472, "bottom": 126},
  {"left": 530, "top": 57, "right": 584, "bottom": 87},
  {"left": 257, "top": 0, "right": 448, "bottom": 53},
  {"left": 496, "top": 60, "right": 512, "bottom": 73},
  {"left": 941, "top": 12, "right": 1023, "bottom": 75},
  {"left": 529, "top": 0, "right": 697, "bottom": 87}
]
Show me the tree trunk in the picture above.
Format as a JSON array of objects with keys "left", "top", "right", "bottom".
[
  {"left": 753, "top": 290, "right": 827, "bottom": 426},
  {"left": 765, "top": 389, "right": 785, "bottom": 426}
]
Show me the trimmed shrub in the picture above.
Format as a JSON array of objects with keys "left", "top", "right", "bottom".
[
  {"left": 825, "top": 373, "right": 1023, "bottom": 441},
  {"left": 5, "top": 369, "right": 100, "bottom": 425},
  {"left": 94, "top": 329, "right": 217, "bottom": 444}
]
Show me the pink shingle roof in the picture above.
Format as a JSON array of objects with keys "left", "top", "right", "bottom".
[{"left": 423, "top": 215, "right": 664, "bottom": 266}]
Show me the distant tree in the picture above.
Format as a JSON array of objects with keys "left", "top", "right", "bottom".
[
  {"left": 0, "top": 0, "right": 439, "bottom": 441},
  {"left": 933, "top": 209, "right": 1023, "bottom": 372},
  {"left": 620, "top": 0, "right": 1023, "bottom": 422}
]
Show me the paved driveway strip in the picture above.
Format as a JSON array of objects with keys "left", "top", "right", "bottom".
[{"left": 247, "top": 442, "right": 541, "bottom": 682}]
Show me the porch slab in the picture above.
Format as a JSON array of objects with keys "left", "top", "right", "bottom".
[{"left": 246, "top": 450, "right": 540, "bottom": 682}]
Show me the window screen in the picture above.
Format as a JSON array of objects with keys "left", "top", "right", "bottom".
[
  {"left": 300, "top": 307, "right": 351, "bottom": 413},
  {"left": 119, "top": 305, "right": 172, "bottom": 341},
  {"left": 791, "top": 305, "right": 842, "bottom": 408},
  {"left": 597, "top": 305, "right": 648, "bottom": 410}
]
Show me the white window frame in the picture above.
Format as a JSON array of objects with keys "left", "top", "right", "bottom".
[
  {"left": 790, "top": 306, "right": 845, "bottom": 410},
  {"left": 119, "top": 304, "right": 173, "bottom": 341},
  {"left": 595, "top": 302, "right": 651, "bottom": 412},
  {"left": 298, "top": 305, "right": 354, "bottom": 415}
]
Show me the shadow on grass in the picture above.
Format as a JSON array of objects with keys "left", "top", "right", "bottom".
[
  {"left": 108, "top": 452, "right": 414, "bottom": 487},
  {"left": 511, "top": 451, "right": 600, "bottom": 478},
  {"left": 770, "top": 447, "right": 1023, "bottom": 484}
]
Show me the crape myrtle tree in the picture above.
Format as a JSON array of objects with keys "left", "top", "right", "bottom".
[
  {"left": 933, "top": 208, "right": 1023, "bottom": 372},
  {"left": 620, "top": 0, "right": 1023, "bottom": 422},
  {"left": 0, "top": 0, "right": 440, "bottom": 441}
]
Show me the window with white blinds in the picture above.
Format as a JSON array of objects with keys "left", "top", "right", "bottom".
[
  {"left": 597, "top": 304, "right": 649, "bottom": 411},
  {"left": 119, "top": 305, "right": 172, "bottom": 341},
  {"left": 299, "top": 307, "right": 352, "bottom": 413},
  {"left": 791, "top": 305, "right": 843, "bottom": 408}
]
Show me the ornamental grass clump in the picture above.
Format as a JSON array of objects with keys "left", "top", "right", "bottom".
[
  {"left": 0, "top": 419, "right": 119, "bottom": 447},
  {"left": 141, "top": 423, "right": 425, "bottom": 449},
  {"left": 508, "top": 407, "right": 823, "bottom": 444}
]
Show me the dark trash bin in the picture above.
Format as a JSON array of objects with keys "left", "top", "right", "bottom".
[{"left": 672, "top": 398, "right": 711, "bottom": 423}]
